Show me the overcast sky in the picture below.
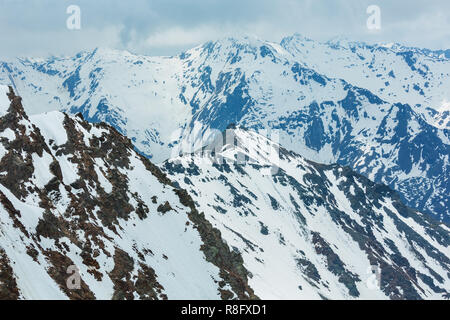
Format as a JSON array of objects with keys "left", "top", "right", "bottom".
[{"left": 0, "top": 0, "right": 449, "bottom": 59}]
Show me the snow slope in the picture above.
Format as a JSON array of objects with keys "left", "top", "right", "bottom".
[{"left": 162, "top": 127, "right": 450, "bottom": 300}]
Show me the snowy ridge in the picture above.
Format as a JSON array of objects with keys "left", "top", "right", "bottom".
[
  {"left": 0, "top": 87, "right": 255, "bottom": 300},
  {"left": 162, "top": 127, "right": 450, "bottom": 300}
]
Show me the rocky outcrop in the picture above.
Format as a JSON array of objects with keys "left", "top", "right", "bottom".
[{"left": 0, "top": 249, "right": 20, "bottom": 300}]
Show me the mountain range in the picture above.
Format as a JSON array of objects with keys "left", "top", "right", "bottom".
[
  {"left": 0, "top": 34, "right": 449, "bottom": 300},
  {"left": 1, "top": 34, "right": 448, "bottom": 223},
  {"left": 0, "top": 85, "right": 448, "bottom": 299}
]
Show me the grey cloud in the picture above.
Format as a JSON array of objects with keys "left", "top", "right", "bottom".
[{"left": 0, "top": 0, "right": 449, "bottom": 58}]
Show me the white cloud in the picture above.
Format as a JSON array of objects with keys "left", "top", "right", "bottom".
[
  {"left": 144, "top": 26, "right": 220, "bottom": 48},
  {"left": 0, "top": 25, "right": 124, "bottom": 59},
  {"left": 0, "top": 0, "right": 449, "bottom": 58}
]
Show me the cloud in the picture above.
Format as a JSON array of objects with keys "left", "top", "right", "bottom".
[
  {"left": 145, "top": 26, "right": 221, "bottom": 48},
  {"left": 0, "top": 0, "right": 448, "bottom": 58}
]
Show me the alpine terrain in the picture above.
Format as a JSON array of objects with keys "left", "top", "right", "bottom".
[
  {"left": 0, "top": 34, "right": 449, "bottom": 301},
  {"left": 1, "top": 86, "right": 449, "bottom": 300},
  {"left": 1, "top": 34, "right": 449, "bottom": 223}
]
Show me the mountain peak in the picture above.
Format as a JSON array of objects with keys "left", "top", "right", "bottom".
[
  {"left": 281, "top": 33, "right": 313, "bottom": 44},
  {"left": 198, "top": 34, "right": 281, "bottom": 55},
  {"left": 0, "top": 86, "right": 26, "bottom": 119}
]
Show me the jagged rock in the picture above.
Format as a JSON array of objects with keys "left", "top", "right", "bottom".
[{"left": 157, "top": 201, "right": 173, "bottom": 214}]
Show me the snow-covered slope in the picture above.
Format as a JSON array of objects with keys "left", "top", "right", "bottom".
[
  {"left": 2, "top": 50, "right": 190, "bottom": 162},
  {"left": 0, "top": 85, "right": 10, "bottom": 115},
  {"left": 1, "top": 84, "right": 449, "bottom": 300},
  {"left": 1, "top": 35, "right": 449, "bottom": 223},
  {"left": 174, "top": 38, "right": 449, "bottom": 225},
  {"left": 162, "top": 127, "right": 450, "bottom": 300},
  {"left": 281, "top": 34, "right": 450, "bottom": 129},
  {"left": 0, "top": 87, "right": 255, "bottom": 300}
]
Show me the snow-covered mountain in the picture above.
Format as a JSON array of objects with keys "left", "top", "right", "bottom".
[
  {"left": 161, "top": 127, "right": 450, "bottom": 300},
  {"left": 1, "top": 86, "right": 448, "bottom": 300},
  {"left": 281, "top": 34, "right": 450, "bottom": 129},
  {"left": 0, "top": 34, "right": 448, "bottom": 223},
  {"left": 0, "top": 86, "right": 255, "bottom": 299}
]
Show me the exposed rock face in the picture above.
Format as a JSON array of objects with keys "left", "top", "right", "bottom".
[
  {"left": 0, "top": 249, "right": 20, "bottom": 300},
  {"left": 0, "top": 88, "right": 256, "bottom": 300},
  {"left": 161, "top": 127, "right": 450, "bottom": 300}
]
